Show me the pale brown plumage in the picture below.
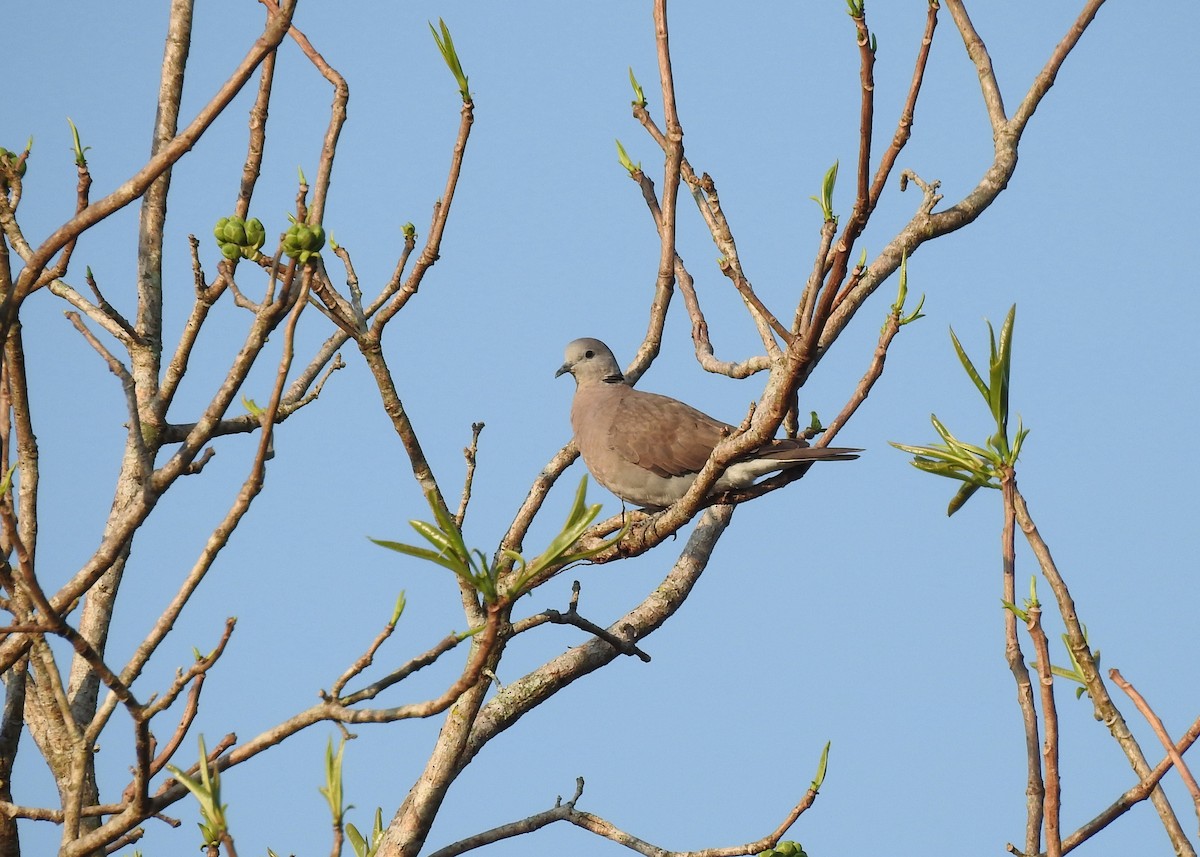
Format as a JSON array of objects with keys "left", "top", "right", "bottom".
[{"left": 556, "top": 338, "right": 859, "bottom": 508}]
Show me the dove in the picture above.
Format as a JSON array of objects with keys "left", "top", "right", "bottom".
[{"left": 556, "top": 338, "right": 859, "bottom": 509}]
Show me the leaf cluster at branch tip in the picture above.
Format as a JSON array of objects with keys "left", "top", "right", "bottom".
[
  {"left": 371, "top": 476, "right": 625, "bottom": 604},
  {"left": 430, "top": 18, "right": 470, "bottom": 103},
  {"left": 890, "top": 305, "right": 1028, "bottom": 515}
]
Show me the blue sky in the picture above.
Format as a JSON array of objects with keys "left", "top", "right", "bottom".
[{"left": 6, "top": 2, "right": 1199, "bottom": 855}]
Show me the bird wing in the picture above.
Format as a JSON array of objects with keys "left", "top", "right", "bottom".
[{"left": 608, "top": 387, "right": 730, "bottom": 478}]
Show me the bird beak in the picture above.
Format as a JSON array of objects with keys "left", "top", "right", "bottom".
[{"left": 554, "top": 363, "right": 571, "bottom": 378}]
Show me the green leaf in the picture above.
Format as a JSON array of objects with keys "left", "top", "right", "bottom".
[
  {"left": 427, "top": 492, "right": 471, "bottom": 561},
  {"left": 430, "top": 18, "right": 470, "bottom": 102},
  {"left": 949, "top": 326, "right": 989, "bottom": 403},
  {"left": 368, "top": 538, "right": 462, "bottom": 575},
  {"left": 628, "top": 66, "right": 646, "bottom": 107},
  {"left": 946, "top": 482, "right": 981, "bottom": 516},
  {"left": 66, "top": 117, "right": 90, "bottom": 166},
  {"left": 346, "top": 823, "right": 367, "bottom": 857},
  {"left": 811, "top": 740, "right": 831, "bottom": 791},
  {"left": 809, "top": 160, "right": 839, "bottom": 221},
  {"left": 615, "top": 138, "right": 640, "bottom": 174},
  {"left": 319, "top": 737, "right": 348, "bottom": 824},
  {"left": 407, "top": 519, "right": 458, "bottom": 558}
]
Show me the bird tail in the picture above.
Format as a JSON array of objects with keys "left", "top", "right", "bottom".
[{"left": 760, "top": 442, "right": 862, "bottom": 463}]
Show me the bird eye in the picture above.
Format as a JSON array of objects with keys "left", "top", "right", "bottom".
[{"left": 584, "top": 350, "right": 594, "bottom": 358}]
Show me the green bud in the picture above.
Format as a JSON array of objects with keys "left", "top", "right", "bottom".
[
  {"left": 244, "top": 217, "right": 266, "bottom": 249},
  {"left": 223, "top": 219, "right": 248, "bottom": 246},
  {"left": 220, "top": 242, "right": 243, "bottom": 261},
  {"left": 283, "top": 218, "right": 325, "bottom": 263}
]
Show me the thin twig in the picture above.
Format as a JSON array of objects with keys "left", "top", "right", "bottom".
[
  {"left": 1110, "top": 669, "right": 1200, "bottom": 812},
  {"left": 1060, "top": 711, "right": 1200, "bottom": 854}
]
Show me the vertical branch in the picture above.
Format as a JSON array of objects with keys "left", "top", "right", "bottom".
[
  {"left": 0, "top": 655, "right": 27, "bottom": 857},
  {"left": 651, "top": 0, "right": 683, "bottom": 305},
  {"left": 2, "top": 328, "right": 37, "bottom": 575},
  {"left": 64, "top": 1, "right": 197, "bottom": 743},
  {"left": 941, "top": 0, "right": 1007, "bottom": 132},
  {"left": 1027, "top": 604, "right": 1060, "bottom": 857},
  {"left": 864, "top": 2, "right": 939, "bottom": 218},
  {"left": 136, "top": 0, "right": 194, "bottom": 418},
  {"left": 801, "top": 8, "right": 876, "bottom": 357},
  {"left": 237, "top": 51, "right": 276, "bottom": 219},
  {"left": 1003, "top": 472, "right": 1043, "bottom": 856},
  {"left": 162, "top": 49, "right": 277, "bottom": 410},
  {"left": 1013, "top": 486, "right": 1194, "bottom": 855}
]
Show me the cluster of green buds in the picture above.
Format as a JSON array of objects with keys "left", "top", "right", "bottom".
[
  {"left": 213, "top": 215, "right": 266, "bottom": 262},
  {"left": 0, "top": 146, "right": 28, "bottom": 190},
  {"left": 282, "top": 214, "right": 325, "bottom": 264},
  {"left": 759, "top": 842, "right": 807, "bottom": 857}
]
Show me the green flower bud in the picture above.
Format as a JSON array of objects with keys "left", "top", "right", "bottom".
[
  {"left": 244, "top": 217, "right": 266, "bottom": 250},
  {"left": 283, "top": 218, "right": 325, "bottom": 263},
  {"left": 222, "top": 219, "right": 248, "bottom": 246}
]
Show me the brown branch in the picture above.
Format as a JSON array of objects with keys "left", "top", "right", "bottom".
[
  {"left": 24, "top": 160, "right": 93, "bottom": 296},
  {"left": 1027, "top": 604, "right": 1061, "bottom": 857},
  {"left": 160, "top": 351, "right": 345, "bottom": 445},
  {"left": 64, "top": 312, "right": 152, "bottom": 478},
  {"left": 236, "top": 41, "right": 276, "bottom": 219},
  {"left": 162, "top": 29, "right": 276, "bottom": 411},
  {"left": 143, "top": 672, "right": 207, "bottom": 783},
  {"left": 1009, "top": 0, "right": 1107, "bottom": 137},
  {"left": 372, "top": 98, "right": 475, "bottom": 335},
  {"left": 465, "top": 506, "right": 734, "bottom": 764},
  {"left": 1003, "top": 474, "right": 1044, "bottom": 856},
  {"left": 515, "top": 581, "right": 651, "bottom": 663},
  {"left": 92, "top": 283, "right": 308, "bottom": 735},
  {"left": 1060, "top": 711, "right": 1200, "bottom": 854},
  {"left": 1013, "top": 485, "right": 1192, "bottom": 853},
  {"left": 1110, "top": 669, "right": 1200, "bottom": 812},
  {"left": 650, "top": 0, "right": 683, "bottom": 345},
  {"left": 331, "top": 243, "right": 367, "bottom": 328},
  {"left": 824, "top": 0, "right": 1109, "bottom": 365},
  {"left": 620, "top": 156, "right": 764, "bottom": 379},
  {"left": 426, "top": 778, "right": 588, "bottom": 857},
  {"left": 45, "top": 272, "right": 138, "bottom": 346},
  {"left": 942, "top": 0, "right": 1007, "bottom": 132},
  {"left": 11, "top": 0, "right": 296, "bottom": 302},
  {"left": 820, "top": 307, "right": 901, "bottom": 442},
  {"left": 328, "top": 613, "right": 411, "bottom": 702},
  {"left": 864, "top": 2, "right": 939, "bottom": 217},
  {"left": 332, "top": 607, "right": 504, "bottom": 723},
  {"left": 794, "top": 220, "right": 836, "bottom": 336},
  {"left": 456, "top": 422, "right": 485, "bottom": 527},
  {"left": 430, "top": 765, "right": 817, "bottom": 857},
  {"left": 260, "top": 0, "right": 348, "bottom": 223}
]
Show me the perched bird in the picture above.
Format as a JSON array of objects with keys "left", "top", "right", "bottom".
[{"left": 556, "top": 338, "right": 859, "bottom": 509}]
